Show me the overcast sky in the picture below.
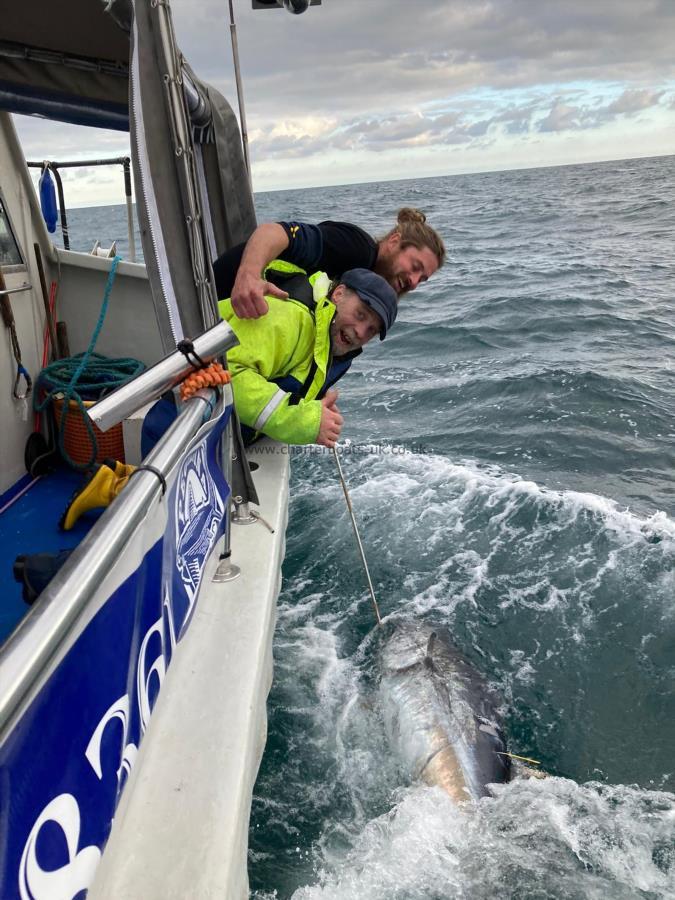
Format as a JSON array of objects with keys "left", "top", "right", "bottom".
[{"left": 15, "top": 0, "right": 675, "bottom": 206}]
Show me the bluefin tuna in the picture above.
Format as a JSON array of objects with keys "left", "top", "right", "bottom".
[{"left": 379, "top": 622, "right": 511, "bottom": 802}]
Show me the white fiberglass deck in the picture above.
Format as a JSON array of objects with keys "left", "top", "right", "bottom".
[{"left": 90, "top": 439, "right": 289, "bottom": 899}]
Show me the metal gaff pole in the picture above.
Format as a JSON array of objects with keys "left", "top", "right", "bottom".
[{"left": 332, "top": 446, "right": 382, "bottom": 627}]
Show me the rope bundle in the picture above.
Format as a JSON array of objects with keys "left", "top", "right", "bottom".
[
  {"left": 34, "top": 353, "right": 145, "bottom": 469},
  {"left": 35, "top": 353, "right": 145, "bottom": 404},
  {"left": 33, "top": 257, "right": 144, "bottom": 469}
]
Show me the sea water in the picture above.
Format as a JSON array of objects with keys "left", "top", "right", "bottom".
[
  {"left": 249, "top": 157, "right": 675, "bottom": 899},
  {"left": 68, "top": 156, "right": 675, "bottom": 898}
]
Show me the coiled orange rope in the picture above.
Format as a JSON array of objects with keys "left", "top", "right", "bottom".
[{"left": 179, "top": 361, "right": 231, "bottom": 401}]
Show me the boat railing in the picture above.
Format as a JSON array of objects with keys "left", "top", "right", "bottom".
[
  {"left": 27, "top": 157, "right": 137, "bottom": 260},
  {"left": 0, "top": 322, "right": 238, "bottom": 739},
  {"left": 87, "top": 319, "right": 238, "bottom": 431}
]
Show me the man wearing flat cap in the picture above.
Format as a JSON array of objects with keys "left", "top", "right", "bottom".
[{"left": 218, "top": 262, "right": 397, "bottom": 448}]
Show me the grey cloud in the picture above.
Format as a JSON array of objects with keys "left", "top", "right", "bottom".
[
  {"left": 539, "top": 100, "right": 582, "bottom": 133},
  {"left": 337, "top": 112, "right": 473, "bottom": 150},
  {"left": 440, "top": 132, "right": 475, "bottom": 147},
  {"left": 248, "top": 78, "right": 671, "bottom": 163},
  {"left": 250, "top": 108, "right": 493, "bottom": 159},
  {"left": 606, "top": 88, "right": 664, "bottom": 114},
  {"left": 492, "top": 102, "right": 541, "bottom": 134},
  {"left": 466, "top": 119, "right": 492, "bottom": 137},
  {"left": 537, "top": 88, "right": 666, "bottom": 133},
  {"left": 342, "top": 115, "right": 429, "bottom": 142},
  {"left": 171, "top": 0, "right": 675, "bottom": 123},
  {"left": 250, "top": 132, "right": 324, "bottom": 160},
  {"left": 15, "top": 116, "right": 130, "bottom": 165},
  {"left": 429, "top": 113, "right": 463, "bottom": 131},
  {"left": 13, "top": 0, "right": 674, "bottom": 181}
]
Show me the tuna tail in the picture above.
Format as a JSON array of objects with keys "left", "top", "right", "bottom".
[
  {"left": 509, "top": 759, "right": 548, "bottom": 781},
  {"left": 423, "top": 631, "right": 437, "bottom": 671}
]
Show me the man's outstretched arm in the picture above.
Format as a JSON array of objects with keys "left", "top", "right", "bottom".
[
  {"left": 230, "top": 223, "right": 291, "bottom": 318},
  {"left": 229, "top": 221, "right": 325, "bottom": 318}
]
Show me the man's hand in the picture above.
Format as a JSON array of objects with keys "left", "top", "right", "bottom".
[
  {"left": 230, "top": 269, "right": 288, "bottom": 319},
  {"left": 317, "top": 390, "right": 343, "bottom": 448}
]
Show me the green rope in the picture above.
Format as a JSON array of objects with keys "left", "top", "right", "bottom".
[{"left": 34, "top": 257, "right": 145, "bottom": 470}]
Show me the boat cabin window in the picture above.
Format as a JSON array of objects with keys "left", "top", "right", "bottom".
[{"left": 0, "top": 195, "right": 23, "bottom": 267}]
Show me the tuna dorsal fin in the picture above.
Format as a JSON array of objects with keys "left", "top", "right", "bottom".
[{"left": 424, "top": 631, "right": 437, "bottom": 671}]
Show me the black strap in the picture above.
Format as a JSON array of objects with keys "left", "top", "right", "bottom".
[
  {"left": 263, "top": 267, "right": 325, "bottom": 406},
  {"left": 264, "top": 269, "right": 316, "bottom": 312},
  {"left": 177, "top": 339, "right": 208, "bottom": 370},
  {"left": 263, "top": 268, "right": 320, "bottom": 406},
  {"left": 289, "top": 359, "right": 318, "bottom": 406},
  {"left": 128, "top": 464, "right": 167, "bottom": 496}
]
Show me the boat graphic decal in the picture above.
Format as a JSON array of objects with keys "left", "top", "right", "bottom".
[
  {"left": 175, "top": 442, "right": 226, "bottom": 606},
  {"left": 1, "top": 408, "right": 231, "bottom": 898}
]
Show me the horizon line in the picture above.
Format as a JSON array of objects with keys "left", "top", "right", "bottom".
[{"left": 62, "top": 151, "right": 673, "bottom": 209}]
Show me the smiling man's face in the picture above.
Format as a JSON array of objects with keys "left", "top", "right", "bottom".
[
  {"left": 330, "top": 285, "right": 383, "bottom": 356},
  {"left": 375, "top": 234, "right": 439, "bottom": 296}
]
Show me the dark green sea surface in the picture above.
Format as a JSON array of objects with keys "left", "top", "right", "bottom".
[{"left": 248, "top": 157, "right": 675, "bottom": 899}]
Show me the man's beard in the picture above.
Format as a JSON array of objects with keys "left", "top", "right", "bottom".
[{"left": 374, "top": 255, "right": 406, "bottom": 296}]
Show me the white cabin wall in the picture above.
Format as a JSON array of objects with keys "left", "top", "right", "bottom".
[
  {"left": 0, "top": 113, "right": 50, "bottom": 494},
  {"left": 54, "top": 252, "right": 164, "bottom": 367},
  {"left": 0, "top": 113, "right": 163, "bottom": 495}
]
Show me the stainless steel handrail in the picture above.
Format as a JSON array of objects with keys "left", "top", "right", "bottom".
[
  {"left": 0, "top": 388, "right": 223, "bottom": 738},
  {"left": 0, "top": 283, "right": 32, "bottom": 297},
  {"left": 88, "top": 320, "right": 238, "bottom": 432}
]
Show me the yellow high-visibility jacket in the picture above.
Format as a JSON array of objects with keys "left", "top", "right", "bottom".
[{"left": 218, "top": 264, "right": 335, "bottom": 444}]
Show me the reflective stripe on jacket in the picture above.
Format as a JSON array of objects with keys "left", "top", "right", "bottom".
[{"left": 218, "top": 263, "right": 335, "bottom": 444}]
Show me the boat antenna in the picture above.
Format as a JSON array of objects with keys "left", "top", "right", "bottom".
[
  {"left": 332, "top": 446, "right": 382, "bottom": 626},
  {"left": 227, "top": 0, "right": 252, "bottom": 187}
]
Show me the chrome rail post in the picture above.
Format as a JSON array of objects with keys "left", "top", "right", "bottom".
[
  {"left": 213, "top": 383, "right": 240, "bottom": 582},
  {"left": 88, "top": 320, "right": 238, "bottom": 431},
  {"left": 0, "top": 283, "right": 32, "bottom": 297}
]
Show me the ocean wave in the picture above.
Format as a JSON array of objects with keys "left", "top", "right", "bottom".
[{"left": 290, "top": 780, "right": 675, "bottom": 900}]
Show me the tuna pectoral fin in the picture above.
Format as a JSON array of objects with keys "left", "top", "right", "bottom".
[{"left": 423, "top": 631, "right": 437, "bottom": 671}]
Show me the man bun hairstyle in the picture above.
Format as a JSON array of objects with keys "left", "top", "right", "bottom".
[
  {"left": 382, "top": 207, "right": 446, "bottom": 268},
  {"left": 398, "top": 207, "right": 426, "bottom": 225}
]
